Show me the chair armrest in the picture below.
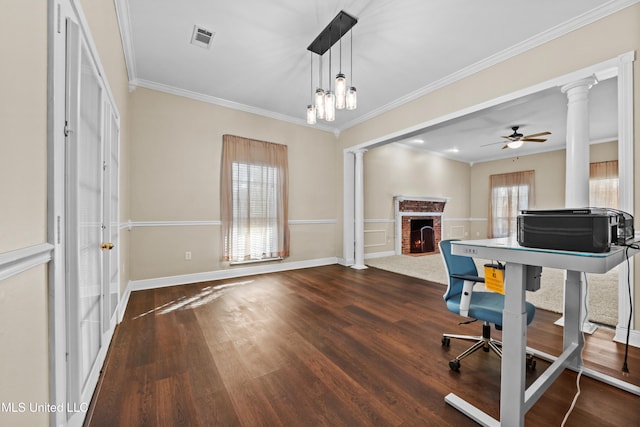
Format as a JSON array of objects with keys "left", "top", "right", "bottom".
[
  {"left": 453, "top": 275, "right": 484, "bottom": 317},
  {"left": 450, "top": 274, "right": 485, "bottom": 283}
]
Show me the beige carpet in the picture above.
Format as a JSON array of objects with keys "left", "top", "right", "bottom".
[{"left": 366, "top": 254, "right": 619, "bottom": 327}]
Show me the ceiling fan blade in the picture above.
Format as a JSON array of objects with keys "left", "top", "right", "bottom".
[
  {"left": 481, "top": 141, "right": 505, "bottom": 147},
  {"left": 501, "top": 135, "right": 517, "bottom": 141},
  {"left": 522, "top": 138, "right": 547, "bottom": 143},
  {"left": 522, "top": 131, "right": 551, "bottom": 139}
]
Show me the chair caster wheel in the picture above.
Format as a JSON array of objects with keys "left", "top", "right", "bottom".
[
  {"left": 526, "top": 355, "right": 536, "bottom": 371},
  {"left": 442, "top": 336, "right": 451, "bottom": 347},
  {"left": 449, "top": 359, "right": 461, "bottom": 372}
]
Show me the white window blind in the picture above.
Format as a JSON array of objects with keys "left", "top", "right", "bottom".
[{"left": 230, "top": 162, "right": 280, "bottom": 261}]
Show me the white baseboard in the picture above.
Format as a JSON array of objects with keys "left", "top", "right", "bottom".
[
  {"left": 614, "top": 326, "right": 640, "bottom": 348},
  {"left": 127, "top": 257, "right": 339, "bottom": 292},
  {"left": 117, "top": 286, "right": 131, "bottom": 323}
]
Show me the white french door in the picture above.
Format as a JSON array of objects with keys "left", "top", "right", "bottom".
[
  {"left": 104, "top": 104, "right": 120, "bottom": 334},
  {"left": 64, "top": 17, "right": 119, "bottom": 422}
]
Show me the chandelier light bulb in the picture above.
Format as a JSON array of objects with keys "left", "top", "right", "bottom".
[
  {"left": 346, "top": 86, "right": 357, "bottom": 110},
  {"left": 324, "top": 90, "right": 336, "bottom": 122},
  {"left": 306, "top": 105, "right": 316, "bottom": 124},
  {"left": 315, "top": 88, "right": 325, "bottom": 119},
  {"left": 335, "top": 73, "right": 346, "bottom": 109}
]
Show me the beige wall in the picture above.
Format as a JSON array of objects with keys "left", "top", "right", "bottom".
[
  {"left": 468, "top": 141, "right": 618, "bottom": 239},
  {"left": 363, "top": 142, "right": 618, "bottom": 250},
  {"left": 0, "top": 1, "right": 49, "bottom": 426},
  {"left": 363, "top": 144, "right": 471, "bottom": 253},
  {"left": 0, "top": 1, "right": 48, "bottom": 253},
  {"left": 128, "top": 88, "right": 338, "bottom": 280}
]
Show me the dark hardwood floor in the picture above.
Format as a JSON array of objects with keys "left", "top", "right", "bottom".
[{"left": 85, "top": 265, "right": 640, "bottom": 426}]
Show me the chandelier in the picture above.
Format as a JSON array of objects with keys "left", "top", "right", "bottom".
[{"left": 306, "top": 11, "right": 358, "bottom": 124}]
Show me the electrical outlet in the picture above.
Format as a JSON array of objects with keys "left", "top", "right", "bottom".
[{"left": 185, "top": 251, "right": 192, "bottom": 260}]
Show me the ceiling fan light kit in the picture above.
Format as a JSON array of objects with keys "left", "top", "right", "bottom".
[
  {"left": 499, "top": 126, "right": 551, "bottom": 149},
  {"left": 306, "top": 11, "right": 358, "bottom": 124}
]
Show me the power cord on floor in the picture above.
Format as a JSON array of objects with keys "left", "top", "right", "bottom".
[
  {"left": 621, "top": 243, "right": 638, "bottom": 376},
  {"left": 560, "top": 272, "right": 588, "bottom": 427},
  {"left": 562, "top": 241, "right": 637, "bottom": 425}
]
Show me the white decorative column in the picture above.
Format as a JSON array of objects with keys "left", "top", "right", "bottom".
[
  {"left": 561, "top": 76, "right": 597, "bottom": 208},
  {"left": 352, "top": 149, "right": 368, "bottom": 270},
  {"left": 558, "top": 76, "right": 598, "bottom": 333},
  {"left": 342, "top": 151, "right": 355, "bottom": 266}
]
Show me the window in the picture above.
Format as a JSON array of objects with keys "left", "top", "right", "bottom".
[
  {"left": 589, "top": 160, "right": 618, "bottom": 208},
  {"left": 488, "top": 170, "right": 535, "bottom": 238},
  {"left": 220, "top": 135, "right": 289, "bottom": 263}
]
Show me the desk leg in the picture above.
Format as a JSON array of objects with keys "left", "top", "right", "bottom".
[
  {"left": 564, "top": 270, "right": 585, "bottom": 368},
  {"left": 501, "top": 262, "right": 528, "bottom": 426}
]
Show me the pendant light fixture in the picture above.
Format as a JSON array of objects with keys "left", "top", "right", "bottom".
[
  {"left": 346, "top": 27, "right": 357, "bottom": 110},
  {"left": 305, "top": 10, "right": 358, "bottom": 124},
  {"left": 335, "top": 31, "right": 346, "bottom": 110},
  {"left": 324, "top": 36, "right": 336, "bottom": 122},
  {"left": 314, "top": 54, "right": 325, "bottom": 120},
  {"left": 306, "top": 52, "right": 316, "bottom": 124}
]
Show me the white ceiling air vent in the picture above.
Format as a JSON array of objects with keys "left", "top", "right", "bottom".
[{"left": 191, "top": 25, "right": 215, "bottom": 49}]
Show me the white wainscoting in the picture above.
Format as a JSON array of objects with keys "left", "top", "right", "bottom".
[{"left": 122, "top": 219, "right": 338, "bottom": 230}]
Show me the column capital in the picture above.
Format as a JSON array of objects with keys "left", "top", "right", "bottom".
[
  {"left": 561, "top": 76, "right": 598, "bottom": 94},
  {"left": 352, "top": 148, "right": 368, "bottom": 156}
]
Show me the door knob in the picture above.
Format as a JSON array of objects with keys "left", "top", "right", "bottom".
[{"left": 100, "top": 242, "right": 114, "bottom": 250}]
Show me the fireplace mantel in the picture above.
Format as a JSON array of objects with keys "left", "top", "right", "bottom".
[
  {"left": 394, "top": 195, "right": 448, "bottom": 204},
  {"left": 394, "top": 196, "right": 448, "bottom": 255}
]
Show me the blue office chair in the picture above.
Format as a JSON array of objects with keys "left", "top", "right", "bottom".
[{"left": 439, "top": 239, "right": 536, "bottom": 371}]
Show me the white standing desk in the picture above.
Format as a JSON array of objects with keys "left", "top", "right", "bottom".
[{"left": 449, "top": 238, "right": 638, "bottom": 427}]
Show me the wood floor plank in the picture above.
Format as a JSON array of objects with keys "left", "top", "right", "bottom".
[{"left": 87, "top": 265, "right": 640, "bottom": 426}]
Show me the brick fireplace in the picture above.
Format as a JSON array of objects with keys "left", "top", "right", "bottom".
[{"left": 394, "top": 196, "right": 447, "bottom": 255}]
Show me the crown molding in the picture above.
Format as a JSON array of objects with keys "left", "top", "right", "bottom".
[
  {"left": 113, "top": 0, "right": 137, "bottom": 84},
  {"left": 131, "top": 78, "right": 339, "bottom": 134}
]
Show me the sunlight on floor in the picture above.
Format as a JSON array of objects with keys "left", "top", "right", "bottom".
[{"left": 133, "top": 280, "right": 255, "bottom": 319}]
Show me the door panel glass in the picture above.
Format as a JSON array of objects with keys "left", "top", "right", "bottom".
[{"left": 76, "top": 41, "right": 103, "bottom": 390}]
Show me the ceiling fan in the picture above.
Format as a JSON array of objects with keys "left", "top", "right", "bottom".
[{"left": 484, "top": 126, "right": 552, "bottom": 149}]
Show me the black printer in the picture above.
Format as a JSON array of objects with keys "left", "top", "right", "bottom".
[{"left": 517, "top": 208, "right": 634, "bottom": 253}]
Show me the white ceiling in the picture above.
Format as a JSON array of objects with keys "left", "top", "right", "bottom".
[
  {"left": 118, "top": 0, "right": 626, "bottom": 162},
  {"left": 395, "top": 76, "right": 618, "bottom": 164}
]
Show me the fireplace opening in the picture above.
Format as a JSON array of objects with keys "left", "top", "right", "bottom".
[{"left": 410, "top": 219, "right": 435, "bottom": 253}]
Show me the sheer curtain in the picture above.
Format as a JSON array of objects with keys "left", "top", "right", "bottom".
[
  {"left": 589, "top": 160, "right": 618, "bottom": 208},
  {"left": 488, "top": 170, "right": 535, "bottom": 238},
  {"left": 220, "top": 135, "right": 289, "bottom": 263}
]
